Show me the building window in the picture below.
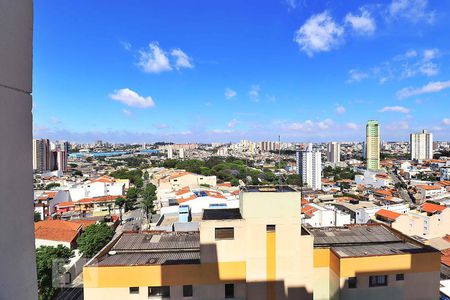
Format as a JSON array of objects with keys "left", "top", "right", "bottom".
[
  {"left": 225, "top": 284, "right": 234, "bottom": 298},
  {"left": 266, "top": 224, "right": 276, "bottom": 232},
  {"left": 183, "top": 285, "right": 193, "bottom": 297},
  {"left": 396, "top": 274, "right": 404, "bottom": 281},
  {"left": 348, "top": 277, "right": 357, "bottom": 289},
  {"left": 129, "top": 287, "right": 139, "bottom": 294},
  {"left": 369, "top": 275, "right": 388, "bottom": 287},
  {"left": 148, "top": 286, "right": 170, "bottom": 298},
  {"left": 215, "top": 227, "right": 234, "bottom": 240}
]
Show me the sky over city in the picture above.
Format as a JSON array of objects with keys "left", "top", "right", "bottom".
[{"left": 33, "top": 0, "right": 450, "bottom": 143}]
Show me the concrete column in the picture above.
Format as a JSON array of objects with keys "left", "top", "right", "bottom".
[{"left": 0, "top": 0, "right": 38, "bottom": 299}]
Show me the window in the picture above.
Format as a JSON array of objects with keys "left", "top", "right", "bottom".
[
  {"left": 183, "top": 285, "right": 193, "bottom": 297},
  {"left": 148, "top": 286, "right": 170, "bottom": 298},
  {"left": 369, "top": 275, "right": 388, "bottom": 287},
  {"left": 225, "top": 284, "right": 234, "bottom": 298},
  {"left": 348, "top": 277, "right": 357, "bottom": 289},
  {"left": 396, "top": 273, "right": 404, "bottom": 281},
  {"left": 129, "top": 287, "right": 139, "bottom": 294},
  {"left": 215, "top": 227, "right": 234, "bottom": 240},
  {"left": 266, "top": 224, "right": 276, "bottom": 232}
]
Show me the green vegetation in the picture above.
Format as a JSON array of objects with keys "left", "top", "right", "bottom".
[
  {"left": 141, "top": 183, "right": 157, "bottom": 218},
  {"left": 434, "top": 150, "right": 450, "bottom": 159},
  {"left": 77, "top": 223, "right": 114, "bottom": 258},
  {"left": 323, "top": 166, "right": 360, "bottom": 181},
  {"left": 36, "top": 245, "right": 74, "bottom": 300},
  {"left": 72, "top": 170, "right": 82, "bottom": 176},
  {"left": 416, "top": 172, "right": 437, "bottom": 181},
  {"left": 115, "top": 196, "right": 126, "bottom": 220},
  {"left": 44, "top": 182, "right": 60, "bottom": 190},
  {"left": 110, "top": 168, "right": 143, "bottom": 188},
  {"left": 286, "top": 174, "right": 303, "bottom": 187},
  {"left": 34, "top": 211, "right": 42, "bottom": 222}
]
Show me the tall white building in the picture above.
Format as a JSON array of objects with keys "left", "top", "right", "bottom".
[
  {"left": 179, "top": 147, "right": 185, "bottom": 159},
  {"left": 410, "top": 129, "right": 433, "bottom": 160},
  {"left": 327, "top": 141, "right": 340, "bottom": 163},
  {"left": 296, "top": 143, "right": 322, "bottom": 190},
  {"left": 167, "top": 145, "right": 173, "bottom": 159}
]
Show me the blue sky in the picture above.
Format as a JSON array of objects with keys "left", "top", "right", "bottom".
[{"left": 33, "top": 0, "right": 450, "bottom": 143}]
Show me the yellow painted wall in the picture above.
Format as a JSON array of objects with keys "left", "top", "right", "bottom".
[{"left": 266, "top": 231, "right": 276, "bottom": 300}]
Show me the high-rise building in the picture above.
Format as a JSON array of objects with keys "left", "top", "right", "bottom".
[
  {"left": 32, "top": 138, "right": 50, "bottom": 172},
  {"left": 56, "top": 150, "right": 68, "bottom": 172},
  {"left": 410, "top": 129, "right": 433, "bottom": 160},
  {"left": 296, "top": 143, "right": 322, "bottom": 190},
  {"left": 366, "top": 120, "right": 380, "bottom": 171},
  {"left": 1, "top": 1, "right": 38, "bottom": 298},
  {"left": 167, "top": 145, "right": 173, "bottom": 159},
  {"left": 327, "top": 141, "right": 340, "bottom": 164},
  {"left": 179, "top": 147, "right": 185, "bottom": 159}
]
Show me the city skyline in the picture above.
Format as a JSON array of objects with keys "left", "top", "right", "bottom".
[{"left": 33, "top": 0, "right": 450, "bottom": 143}]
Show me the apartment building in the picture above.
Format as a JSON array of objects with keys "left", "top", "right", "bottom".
[
  {"left": 296, "top": 143, "right": 322, "bottom": 190},
  {"left": 83, "top": 186, "right": 440, "bottom": 300},
  {"left": 327, "top": 142, "right": 340, "bottom": 164},
  {"left": 366, "top": 120, "right": 380, "bottom": 171},
  {"left": 410, "top": 129, "right": 433, "bottom": 161}
]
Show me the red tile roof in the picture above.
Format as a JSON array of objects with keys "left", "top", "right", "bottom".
[
  {"left": 55, "top": 201, "right": 75, "bottom": 208},
  {"left": 35, "top": 220, "right": 82, "bottom": 243},
  {"left": 77, "top": 195, "right": 118, "bottom": 204},
  {"left": 69, "top": 219, "right": 96, "bottom": 230},
  {"left": 441, "top": 248, "right": 450, "bottom": 267},
  {"left": 302, "top": 204, "right": 317, "bottom": 218},
  {"left": 421, "top": 203, "right": 446, "bottom": 214},
  {"left": 375, "top": 209, "right": 401, "bottom": 221},
  {"left": 416, "top": 185, "right": 442, "bottom": 191}
]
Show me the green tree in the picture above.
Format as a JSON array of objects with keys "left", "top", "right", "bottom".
[
  {"left": 36, "top": 245, "right": 74, "bottom": 300},
  {"left": 77, "top": 223, "right": 114, "bottom": 258},
  {"left": 163, "top": 159, "right": 178, "bottom": 168},
  {"left": 286, "top": 174, "right": 303, "bottom": 187},
  {"left": 143, "top": 170, "right": 149, "bottom": 180},
  {"left": 44, "top": 182, "right": 60, "bottom": 190},
  {"left": 115, "top": 196, "right": 126, "bottom": 220},
  {"left": 34, "top": 211, "right": 42, "bottom": 222}
]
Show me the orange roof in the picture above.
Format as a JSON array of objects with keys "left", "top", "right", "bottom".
[
  {"left": 170, "top": 171, "right": 192, "bottom": 180},
  {"left": 421, "top": 203, "right": 446, "bottom": 214},
  {"left": 374, "top": 189, "right": 393, "bottom": 197},
  {"left": 88, "top": 175, "right": 116, "bottom": 184},
  {"left": 177, "top": 194, "right": 197, "bottom": 204},
  {"left": 302, "top": 204, "right": 317, "bottom": 218},
  {"left": 375, "top": 209, "right": 401, "bottom": 221},
  {"left": 77, "top": 195, "right": 118, "bottom": 204},
  {"left": 436, "top": 181, "right": 450, "bottom": 187},
  {"left": 69, "top": 219, "right": 96, "bottom": 230},
  {"left": 35, "top": 220, "right": 81, "bottom": 243},
  {"left": 301, "top": 198, "right": 309, "bottom": 205},
  {"left": 217, "top": 182, "right": 232, "bottom": 187},
  {"left": 56, "top": 201, "right": 75, "bottom": 208},
  {"left": 175, "top": 186, "right": 191, "bottom": 196},
  {"left": 441, "top": 248, "right": 450, "bottom": 267},
  {"left": 416, "top": 185, "right": 441, "bottom": 191},
  {"left": 205, "top": 191, "right": 226, "bottom": 199},
  {"left": 38, "top": 191, "right": 58, "bottom": 200}
]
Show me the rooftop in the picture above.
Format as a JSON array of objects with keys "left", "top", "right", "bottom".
[
  {"left": 240, "top": 185, "right": 297, "bottom": 193},
  {"left": 88, "top": 231, "right": 200, "bottom": 267}
]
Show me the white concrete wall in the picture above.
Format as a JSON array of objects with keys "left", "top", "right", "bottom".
[{"left": 0, "top": 1, "right": 37, "bottom": 298}]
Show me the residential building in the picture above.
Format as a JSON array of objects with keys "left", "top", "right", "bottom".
[
  {"left": 327, "top": 141, "right": 340, "bottom": 164},
  {"left": 441, "top": 166, "right": 450, "bottom": 181},
  {"left": 83, "top": 186, "right": 441, "bottom": 300},
  {"left": 68, "top": 175, "right": 126, "bottom": 201},
  {"left": 415, "top": 184, "right": 446, "bottom": 202},
  {"left": 302, "top": 203, "right": 351, "bottom": 227},
  {"left": 33, "top": 138, "right": 50, "bottom": 172},
  {"left": 410, "top": 129, "right": 433, "bottom": 161},
  {"left": 168, "top": 145, "right": 173, "bottom": 159},
  {"left": 158, "top": 171, "right": 217, "bottom": 191},
  {"left": 0, "top": 1, "right": 38, "bottom": 298},
  {"left": 366, "top": 120, "right": 380, "bottom": 171},
  {"left": 179, "top": 147, "right": 185, "bottom": 159},
  {"left": 297, "top": 143, "right": 322, "bottom": 190},
  {"left": 35, "top": 219, "right": 82, "bottom": 249}
]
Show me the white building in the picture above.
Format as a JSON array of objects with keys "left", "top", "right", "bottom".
[
  {"left": 410, "top": 129, "right": 433, "bottom": 160},
  {"left": 441, "top": 166, "right": 450, "bottom": 181},
  {"left": 68, "top": 176, "right": 126, "bottom": 202},
  {"left": 179, "top": 147, "right": 185, "bottom": 159},
  {"left": 302, "top": 203, "right": 351, "bottom": 227},
  {"left": 167, "top": 146, "right": 173, "bottom": 159},
  {"left": 327, "top": 141, "right": 340, "bottom": 164},
  {"left": 296, "top": 143, "right": 322, "bottom": 190}
]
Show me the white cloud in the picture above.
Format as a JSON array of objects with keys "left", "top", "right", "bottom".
[
  {"left": 249, "top": 85, "right": 260, "bottom": 102},
  {"left": 378, "top": 106, "right": 410, "bottom": 113},
  {"left": 122, "top": 109, "right": 132, "bottom": 117},
  {"left": 294, "top": 11, "right": 344, "bottom": 56},
  {"left": 442, "top": 118, "right": 450, "bottom": 126},
  {"left": 138, "top": 42, "right": 172, "bottom": 73},
  {"left": 211, "top": 129, "right": 233, "bottom": 134},
  {"left": 388, "top": 0, "right": 435, "bottom": 24},
  {"left": 346, "top": 122, "right": 359, "bottom": 130},
  {"left": 345, "top": 9, "right": 376, "bottom": 35},
  {"left": 347, "top": 69, "right": 369, "bottom": 82},
  {"left": 396, "top": 80, "right": 450, "bottom": 98},
  {"left": 110, "top": 88, "right": 155, "bottom": 108},
  {"left": 154, "top": 123, "right": 169, "bottom": 129},
  {"left": 171, "top": 48, "right": 194, "bottom": 69},
  {"left": 386, "top": 120, "right": 409, "bottom": 130},
  {"left": 227, "top": 119, "right": 239, "bottom": 128},
  {"left": 225, "top": 88, "right": 237, "bottom": 100},
  {"left": 335, "top": 105, "right": 346, "bottom": 114},
  {"left": 285, "top": 119, "right": 334, "bottom": 131}
]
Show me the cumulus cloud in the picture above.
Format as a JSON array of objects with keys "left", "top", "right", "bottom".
[
  {"left": 346, "top": 122, "right": 359, "bottom": 130},
  {"left": 110, "top": 88, "right": 155, "bottom": 108},
  {"left": 442, "top": 118, "right": 450, "bottom": 126},
  {"left": 248, "top": 85, "right": 260, "bottom": 102},
  {"left": 138, "top": 42, "right": 172, "bottom": 73},
  {"left": 378, "top": 106, "right": 410, "bottom": 113},
  {"left": 396, "top": 80, "right": 450, "bottom": 98},
  {"left": 122, "top": 109, "right": 132, "bottom": 117},
  {"left": 388, "top": 0, "right": 435, "bottom": 24},
  {"left": 285, "top": 119, "right": 334, "bottom": 131},
  {"left": 171, "top": 48, "right": 194, "bottom": 69},
  {"left": 335, "top": 105, "right": 346, "bottom": 114},
  {"left": 294, "top": 11, "right": 344, "bottom": 56},
  {"left": 345, "top": 9, "right": 376, "bottom": 35},
  {"left": 225, "top": 88, "right": 237, "bottom": 100}
]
